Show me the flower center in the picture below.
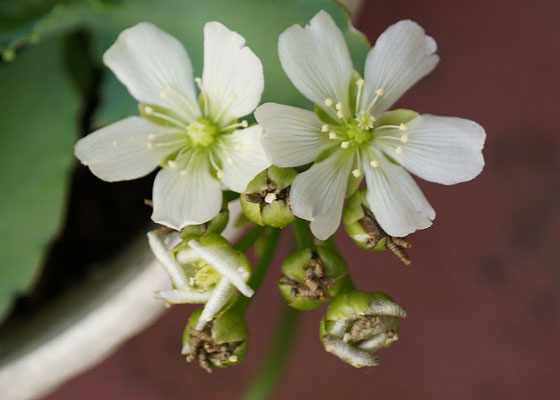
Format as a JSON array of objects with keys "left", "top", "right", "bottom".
[
  {"left": 187, "top": 118, "right": 218, "bottom": 147},
  {"left": 193, "top": 263, "right": 221, "bottom": 290},
  {"left": 346, "top": 121, "right": 372, "bottom": 144}
]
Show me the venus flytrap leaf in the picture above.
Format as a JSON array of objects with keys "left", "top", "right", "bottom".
[{"left": 256, "top": 10, "right": 486, "bottom": 240}]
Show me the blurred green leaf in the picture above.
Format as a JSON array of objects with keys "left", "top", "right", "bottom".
[
  {"left": 86, "top": 0, "right": 370, "bottom": 126},
  {"left": 0, "top": 39, "right": 79, "bottom": 322}
]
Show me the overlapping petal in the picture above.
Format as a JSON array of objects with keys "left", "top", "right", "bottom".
[
  {"left": 362, "top": 20, "right": 439, "bottom": 115},
  {"left": 290, "top": 149, "right": 355, "bottom": 240},
  {"left": 256, "top": 103, "right": 332, "bottom": 167},
  {"left": 219, "top": 125, "right": 271, "bottom": 193},
  {"left": 375, "top": 115, "right": 486, "bottom": 185},
  {"left": 75, "top": 117, "right": 174, "bottom": 182},
  {"left": 278, "top": 10, "right": 353, "bottom": 116},
  {"left": 152, "top": 150, "right": 222, "bottom": 229},
  {"left": 361, "top": 147, "right": 435, "bottom": 237},
  {"left": 103, "top": 22, "right": 200, "bottom": 121},
  {"left": 202, "top": 22, "right": 264, "bottom": 126}
]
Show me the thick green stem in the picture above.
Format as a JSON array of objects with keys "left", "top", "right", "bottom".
[
  {"left": 234, "top": 228, "right": 281, "bottom": 314},
  {"left": 234, "top": 225, "right": 266, "bottom": 253},
  {"left": 240, "top": 306, "right": 299, "bottom": 400}
]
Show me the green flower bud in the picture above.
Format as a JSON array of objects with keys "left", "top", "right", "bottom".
[
  {"left": 179, "top": 200, "right": 230, "bottom": 240},
  {"left": 319, "top": 290, "right": 406, "bottom": 368},
  {"left": 182, "top": 308, "right": 249, "bottom": 372},
  {"left": 342, "top": 190, "right": 412, "bottom": 265},
  {"left": 241, "top": 166, "right": 297, "bottom": 228},
  {"left": 278, "top": 246, "right": 349, "bottom": 310}
]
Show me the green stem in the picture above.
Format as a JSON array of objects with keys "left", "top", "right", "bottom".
[
  {"left": 234, "top": 225, "right": 266, "bottom": 253},
  {"left": 240, "top": 306, "right": 299, "bottom": 400},
  {"left": 234, "top": 228, "right": 281, "bottom": 314},
  {"left": 292, "top": 218, "right": 314, "bottom": 250}
]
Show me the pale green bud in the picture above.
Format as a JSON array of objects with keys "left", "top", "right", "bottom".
[
  {"left": 182, "top": 308, "right": 249, "bottom": 372},
  {"left": 342, "top": 190, "right": 412, "bottom": 265},
  {"left": 241, "top": 166, "right": 296, "bottom": 228},
  {"left": 278, "top": 246, "right": 349, "bottom": 310},
  {"left": 319, "top": 290, "right": 406, "bottom": 368}
]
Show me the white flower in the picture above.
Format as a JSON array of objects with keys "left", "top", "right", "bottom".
[
  {"left": 148, "top": 231, "right": 252, "bottom": 330},
  {"left": 75, "top": 22, "right": 270, "bottom": 230},
  {"left": 255, "top": 11, "right": 486, "bottom": 239}
]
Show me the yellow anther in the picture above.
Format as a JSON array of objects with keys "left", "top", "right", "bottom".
[
  {"left": 194, "top": 77, "right": 202, "bottom": 84},
  {"left": 341, "top": 141, "right": 350, "bottom": 149},
  {"left": 324, "top": 98, "right": 333, "bottom": 106},
  {"left": 264, "top": 193, "right": 277, "bottom": 204},
  {"left": 399, "top": 123, "right": 408, "bottom": 131},
  {"left": 168, "top": 160, "right": 178, "bottom": 168},
  {"left": 329, "top": 132, "right": 338, "bottom": 140},
  {"left": 229, "top": 355, "right": 238, "bottom": 363},
  {"left": 217, "top": 170, "right": 224, "bottom": 179},
  {"left": 400, "top": 134, "right": 409, "bottom": 143},
  {"left": 241, "top": 120, "right": 249, "bottom": 128},
  {"left": 370, "top": 160, "right": 379, "bottom": 168},
  {"left": 112, "top": 140, "right": 118, "bottom": 147},
  {"left": 395, "top": 146, "right": 403, "bottom": 154},
  {"left": 352, "top": 169, "right": 362, "bottom": 177},
  {"left": 321, "top": 124, "right": 329, "bottom": 133},
  {"left": 375, "top": 88, "right": 385, "bottom": 96},
  {"left": 356, "top": 78, "right": 364, "bottom": 88},
  {"left": 336, "top": 111, "right": 345, "bottom": 119},
  {"left": 335, "top": 102, "right": 343, "bottom": 111},
  {"left": 144, "top": 105, "right": 153, "bottom": 115}
]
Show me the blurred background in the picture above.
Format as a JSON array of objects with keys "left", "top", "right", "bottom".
[{"left": 1, "top": 0, "right": 559, "bottom": 399}]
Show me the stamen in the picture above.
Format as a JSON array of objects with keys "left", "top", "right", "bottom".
[
  {"left": 222, "top": 120, "right": 248, "bottom": 131},
  {"left": 324, "top": 98, "right": 333, "bottom": 107},
  {"left": 395, "top": 146, "right": 403, "bottom": 154},
  {"left": 321, "top": 124, "right": 329, "bottom": 133},
  {"left": 370, "top": 160, "right": 379, "bottom": 168},
  {"left": 399, "top": 123, "right": 408, "bottom": 131},
  {"left": 400, "top": 134, "right": 409, "bottom": 143},
  {"left": 355, "top": 78, "right": 364, "bottom": 112},
  {"left": 216, "top": 170, "right": 224, "bottom": 179},
  {"left": 352, "top": 169, "right": 362, "bottom": 177},
  {"left": 376, "top": 88, "right": 385, "bottom": 96},
  {"left": 336, "top": 110, "right": 345, "bottom": 119},
  {"left": 335, "top": 102, "right": 343, "bottom": 111},
  {"left": 194, "top": 77, "right": 203, "bottom": 91},
  {"left": 264, "top": 193, "right": 277, "bottom": 204},
  {"left": 143, "top": 106, "right": 153, "bottom": 115},
  {"left": 366, "top": 88, "right": 385, "bottom": 113},
  {"left": 341, "top": 141, "right": 350, "bottom": 149},
  {"left": 356, "top": 79, "right": 364, "bottom": 88},
  {"left": 329, "top": 132, "right": 338, "bottom": 140},
  {"left": 168, "top": 160, "right": 178, "bottom": 168}
]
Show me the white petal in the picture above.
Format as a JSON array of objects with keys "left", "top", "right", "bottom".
[
  {"left": 376, "top": 115, "right": 486, "bottom": 185},
  {"left": 187, "top": 239, "right": 254, "bottom": 297},
  {"left": 323, "top": 336, "right": 379, "bottom": 367},
  {"left": 154, "top": 289, "right": 212, "bottom": 304},
  {"left": 74, "top": 117, "right": 171, "bottom": 182},
  {"left": 196, "top": 277, "right": 237, "bottom": 330},
  {"left": 278, "top": 10, "right": 353, "bottom": 115},
  {"left": 219, "top": 125, "right": 271, "bottom": 193},
  {"left": 362, "top": 20, "right": 439, "bottom": 115},
  {"left": 151, "top": 150, "right": 222, "bottom": 229},
  {"left": 362, "top": 147, "right": 435, "bottom": 237},
  {"left": 103, "top": 22, "right": 200, "bottom": 120},
  {"left": 201, "top": 22, "right": 263, "bottom": 126},
  {"left": 290, "top": 149, "right": 355, "bottom": 240},
  {"left": 147, "top": 231, "right": 188, "bottom": 288},
  {"left": 256, "top": 103, "right": 332, "bottom": 167}
]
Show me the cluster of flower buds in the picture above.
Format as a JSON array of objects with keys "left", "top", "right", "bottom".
[
  {"left": 278, "top": 245, "right": 349, "bottom": 310},
  {"left": 319, "top": 290, "right": 406, "bottom": 367},
  {"left": 241, "top": 166, "right": 296, "bottom": 228},
  {"left": 343, "top": 190, "right": 412, "bottom": 265}
]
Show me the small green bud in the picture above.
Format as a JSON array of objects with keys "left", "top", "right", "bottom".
[
  {"left": 179, "top": 200, "right": 230, "bottom": 240},
  {"left": 342, "top": 190, "right": 412, "bottom": 265},
  {"left": 278, "top": 246, "right": 349, "bottom": 310},
  {"left": 241, "top": 166, "right": 296, "bottom": 228},
  {"left": 183, "top": 308, "right": 249, "bottom": 372},
  {"left": 319, "top": 290, "right": 406, "bottom": 368}
]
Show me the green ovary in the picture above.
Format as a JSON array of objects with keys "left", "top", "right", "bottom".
[
  {"left": 345, "top": 122, "right": 372, "bottom": 145},
  {"left": 194, "top": 264, "right": 221, "bottom": 290},
  {"left": 187, "top": 118, "right": 218, "bottom": 147}
]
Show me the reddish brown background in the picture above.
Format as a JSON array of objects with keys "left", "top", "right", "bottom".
[{"left": 45, "top": 0, "right": 560, "bottom": 398}]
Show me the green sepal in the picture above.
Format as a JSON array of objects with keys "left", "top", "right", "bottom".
[
  {"left": 342, "top": 190, "right": 387, "bottom": 251},
  {"left": 374, "top": 109, "right": 419, "bottom": 128},
  {"left": 324, "top": 290, "right": 371, "bottom": 323},
  {"left": 314, "top": 104, "right": 338, "bottom": 125},
  {"left": 261, "top": 199, "right": 295, "bottom": 228}
]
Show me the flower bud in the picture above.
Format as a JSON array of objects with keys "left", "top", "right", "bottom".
[
  {"left": 241, "top": 166, "right": 296, "bottom": 228},
  {"left": 342, "top": 190, "right": 412, "bottom": 265},
  {"left": 319, "top": 290, "right": 406, "bottom": 368},
  {"left": 278, "top": 246, "right": 349, "bottom": 310},
  {"left": 182, "top": 308, "right": 249, "bottom": 372}
]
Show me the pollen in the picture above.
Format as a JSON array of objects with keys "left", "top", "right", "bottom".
[
  {"left": 395, "top": 146, "right": 403, "bottom": 154},
  {"left": 241, "top": 120, "right": 249, "bottom": 128},
  {"left": 370, "top": 160, "right": 379, "bottom": 168},
  {"left": 144, "top": 106, "right": 153, "bottom": 115},
  {"left": 264, "top": 193, "right": 277, "bottom": 204},
  {"left": 375, "top": 88, "right": 385, "bottom": 96},
  {"left": 399, "top": 123, "right": 408, "bottom": 131},
  {"left": 335, "top": 102, "right": 343, "bottom": 111},
  {"left": 352, "top": 169, "right": 362, "bottom": 177},
  {"left": 321, "top": 124, "right": 329, "bottom": 133},
  {"left": 329, "top": 132, "right": 338, "bottom": 140},
  {"left": 194, "top": 77, "right": 202, "bottom": 88},
  {"left": 341, "top": 141, "right": 350, "bottom": 149},
  {"left": 356, "top": 78, "right": 364, "bottom": 88},
  {"left": 228, "top": 355, "right": 238, "bottom": 363},
  {"left": 336, "top": 110, "right": 345, "bottom": 119},
  {"left": 168, "top": 160, "right": 178, "bottom": 168},
  {"left": 400, "top": 134, "right": 409, "bottom": 143},
  {"left": 324, "top": 98, "right": 333, "bottom": 107}
]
